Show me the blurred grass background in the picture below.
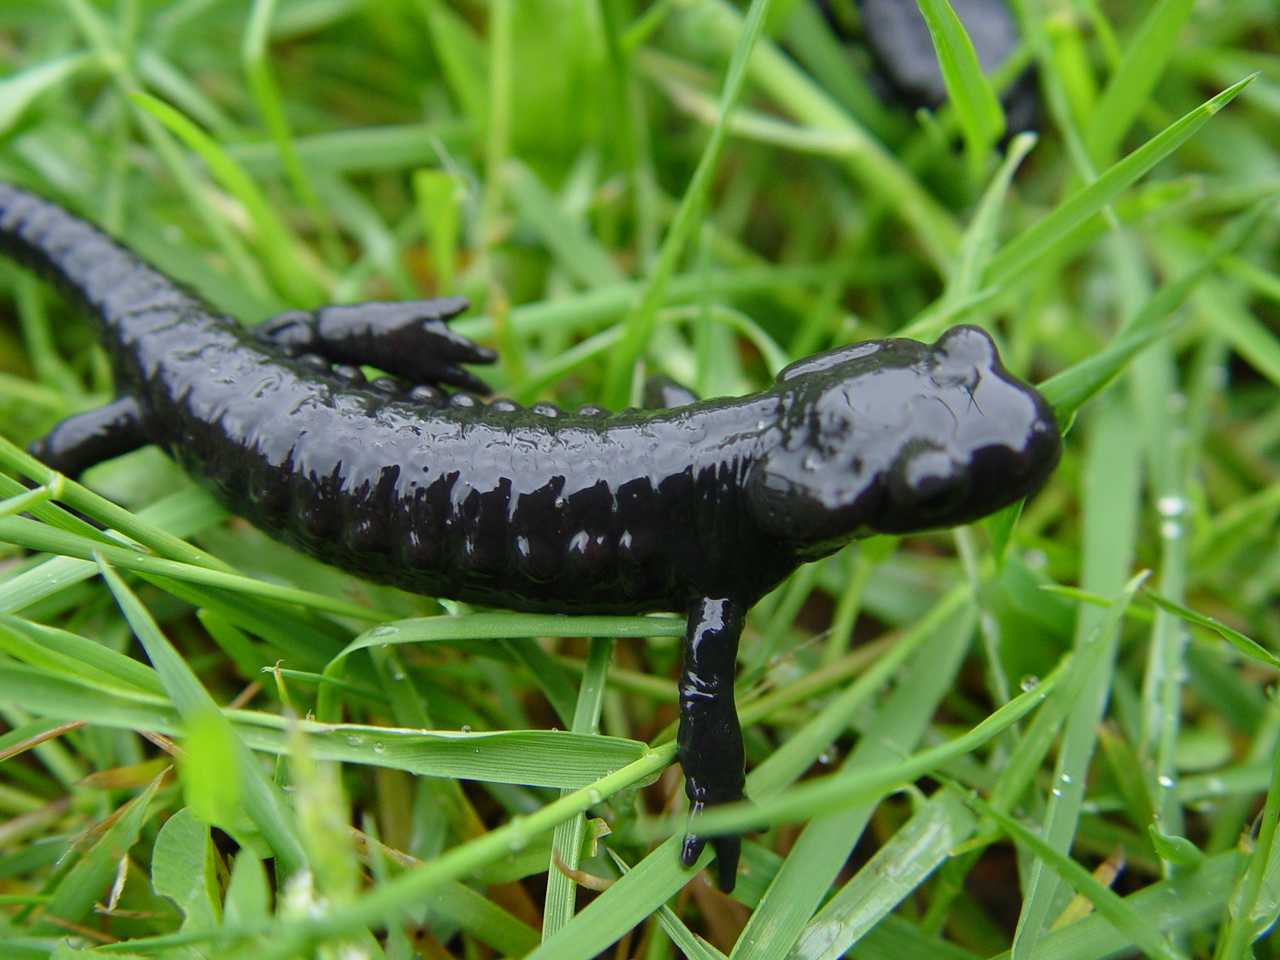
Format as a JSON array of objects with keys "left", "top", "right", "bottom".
[{"left": 0, "top": 0, "right": 1277, "bottom": 957}]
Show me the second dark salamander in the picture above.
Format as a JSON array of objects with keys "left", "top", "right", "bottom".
[{"left": 0, "top": 181, "right": 1061, "bottom": 892}]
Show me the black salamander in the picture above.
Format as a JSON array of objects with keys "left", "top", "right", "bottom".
[{"left": 0, "top": 182, "right": 1061, "bottom": 892}]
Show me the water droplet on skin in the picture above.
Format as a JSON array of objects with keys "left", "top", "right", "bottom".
[{"left": 1020, "top": 675, "right": 1040, "bottom": 692}]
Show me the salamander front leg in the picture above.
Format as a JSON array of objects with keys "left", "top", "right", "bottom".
[
  {"left": 255, "top": 296, "right": 496, "bottom": 393},
  {"left": 29, "top": 397, "right": 146, "bottom": 479},
  {"left": 678, "top": 596, "right": 746, "bottom": 893}
]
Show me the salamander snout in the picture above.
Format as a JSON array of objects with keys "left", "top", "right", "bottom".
[
  {"left": 748, "top": 325, "right": 1061, "bottom": 552},
  {"left": 870, "top": 327, "right": 1061, "bottom": 534}
]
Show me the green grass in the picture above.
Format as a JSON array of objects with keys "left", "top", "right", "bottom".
[{"left": 0, "top": 0, "right": 1278, "bottom": 957}]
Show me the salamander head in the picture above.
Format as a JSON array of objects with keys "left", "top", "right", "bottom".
[{"left": 748, "top": 325, "right": 1060, "bottom": 557}]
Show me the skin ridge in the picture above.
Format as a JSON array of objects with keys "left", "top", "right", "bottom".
[{"left": 1, "top": 181, "right": 1061, "bottom": 892}]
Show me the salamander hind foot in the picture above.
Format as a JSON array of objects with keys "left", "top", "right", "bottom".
[{"left": 255, "top": 296, "right": 496, "bottom": 393}]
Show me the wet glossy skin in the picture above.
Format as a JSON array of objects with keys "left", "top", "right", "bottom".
[{"left": 0, "top": 181, "right": 1061, "bottom": 892}]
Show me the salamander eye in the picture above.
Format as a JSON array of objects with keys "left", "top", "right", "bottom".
[{"left": 890, "top": 448, "right": 970, "bottom": 520}]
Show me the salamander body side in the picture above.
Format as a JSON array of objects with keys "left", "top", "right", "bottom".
[{"left": 205, "top": 393, "right": 799, "bottom": 615}]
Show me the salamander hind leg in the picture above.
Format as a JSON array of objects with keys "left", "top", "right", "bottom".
[
  {"left": 29, "top": 397, "right": 147, "bottom": 479},
  {"left": 677, "top": 596, "right": 746, "bottom": 893},
  {"left": 255, "top": 296, "right": 496, "bottom": 393}
]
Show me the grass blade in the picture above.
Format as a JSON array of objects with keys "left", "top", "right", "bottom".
[
  {"left": 128, "top": 90, "right": 325, "bottom": 306},
  {"left": 1040, "top": 196, "right": 1276, "bottom": 418},
  {"left": 986, "top": 74, "right": 1255, "bottom": 288},
  {"left": 602, "top": 0, "right": 775, "bottom": 406},
  {"left": 95, "top": 554, "right": 308, "bottom": 875},
  {"left": 915, "top": 0, "right": 1006, "bottom": 173},
  {"left": 1084, "top": 0, "right": 1198, "bottom": 166}
]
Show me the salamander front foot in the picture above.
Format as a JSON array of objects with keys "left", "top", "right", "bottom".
[
  {"left": 29, "top": 396, "right": 146, "bottom": 479},
  {"left": 681, "top": 802, "right": 743, "bottom": 893}
]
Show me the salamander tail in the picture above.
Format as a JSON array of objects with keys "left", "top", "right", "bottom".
[{"left": 0, "top": 181, "right": 199, "bottom": 330}]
